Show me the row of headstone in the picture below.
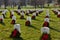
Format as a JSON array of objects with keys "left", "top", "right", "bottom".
[
  {"left": 10, "top": 10, "right": 32, "bottom": 38},
  {"left": 10, "top": 9, "right": 51, "bottom": 39},
  {"left": 52, "top": 9, "right": 58, "bottom": 15},
  {"left": 52, "top": 9, "right": 60, "bottom": 18},
  {"left": 10, "top": 10, "right": 43, "bottom": 38},
  {"left": 0, "top": 10, "right": 15, "bottom": 24},
  {"left": 25, "top": 10, "right": 43, "bottom": 26},
  {"left": 0, "top": 9, "right": 52, "bottom": 39},
  {"left": 16, "top": 10, "right": 43, "bottom": 19},
  {"left": 0, "top": 9, "right": 8, "bottom": 23},
  {"left": 0, "top": 10, "right": 21, "bottom": 38},
  {"left": 14, "top": 10, "right": 43, "bottom": 16},
  {"left": 14, "top": 10, "right": 25, "bottom": 15},
  {"left": 10, "top": 10, "right": 18, "bottom": 24},
  {"left": 0, "top": 9, "right": 43, "bottom": 25},
  {"left": 10, "top": 10, "right": 43, "bottom": 25},
  {"left": 40, "top": 10, "right": 51, "bottom": 40},
  {"left": 43, "top": 10, "right": 49, "bottom": 27},
  {"left": 1, "top": 9, "right": 43, "bottom": 19},
  {"left": 0, "top": 9, "right": 43, "bottom": 38}
]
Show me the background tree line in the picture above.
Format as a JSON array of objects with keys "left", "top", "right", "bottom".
[{"left": 0, "top": 0, "right": 60, "bottom": 8}]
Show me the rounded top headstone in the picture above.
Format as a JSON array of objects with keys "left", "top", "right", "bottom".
[
  {"left": 12, "top": 16, "right": 16, "bottom": 20},
  {"left": 27, "top": 16, "right": 31, "bottom": 22},
  {"left": 14, "top": 24, "right": 20, "bottom": 32},
  {"left": 58, "top": 12, "right": 60, "bottom": 15},
  {"left": 0, "top": 15, "right": 4, "bottom": 19},
  {"left": 21, "top": 12, "right": 24, "bottom": 16},
  {"left": 41, "top": 27, "right": 50, "bottom": 34},
  {"left": 44, "top": 18, "right": 49, "bottom": 22},
  {"left": 33, "top": 13, "right": 36, "bottom": 16}
]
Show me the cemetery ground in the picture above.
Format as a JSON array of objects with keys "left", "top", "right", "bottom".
[{"left": 0, "top": 9, "right": 60, "bottom": 40}]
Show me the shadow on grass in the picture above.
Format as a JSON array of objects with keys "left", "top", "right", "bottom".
[
  {"left": 50, "top": 20, "right": 56, "bottom": 22},
  {"left": 12, "top": 37, "right": 23, "bottom": 40},
  {"left": 49, "top": 27, "right": 60, "bottom": 32},
  {"left": 20, "top": 18, "right": 26, "bottom": 20},
  {"left": 4, "top": 17, "right": 8, "bottom": 19},
  {"left": 32, "top": 19, "right": 40, "bottom": 21},
  {"left": 53, "top": 37, "right": 60, "bottom": 39},
  {"left": 29, "top": 25, "right": 40, "bottom": 30},
  {"left": 0, "top": 22, "right": 5, "bottom": 26}
]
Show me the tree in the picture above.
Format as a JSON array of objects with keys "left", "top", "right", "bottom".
[
  {"left": 58, "top": 0, "right": 60, "bottom": 7},
  {"left": 3, "top": 0, "right": 8, "bottom": 9}
]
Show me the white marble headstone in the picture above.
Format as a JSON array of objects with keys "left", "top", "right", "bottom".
[
  {"left": 12, "top": 16, "right": 16, "bottom": 20},
  {"left": 21, "top": 12, "right": 24, "bottom": 16},
  {"left": 44, "top": 18, "right": 49, "bottom": 22},
  {"left": 41, "top": 27, "right": 50, "bottom": 34},
  {"left": 46, "top": 9, "right": 49, "bottom": 13},
  {"left": 11, "top": 11, "right": 14, "bottom": 15},
  {"left": 46, "top": 11, "right": 49, "bottom": 16},
  {"left": 36, "top": 11, "right": 39, "bottom": 13},
  {"left": 0, "top": 15, "right": 4, "bottom": 22},
  {"left": 58, "top": 12, "right": 60, "bottom": 15},
  {"left": 14, "top": 24, "right": 21, "bottom": 32},
  {"left": 17, "top": 9, "right": 20, "bottom": 13},
  {"left": 27, "top": 10, "right": 29, "bottom": 13},
  {"left": 27, "top": 16, "right": 31, "bottom": 23},
  {"left": 2, "top": 11, "right": 5, "bottom": 15},
  {"left": 33, "top": 13, "right": 36, "bottom": 16}
]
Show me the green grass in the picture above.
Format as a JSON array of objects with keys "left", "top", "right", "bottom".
[{"left": 0, "top": 9, "right": 60, "bottom": 40}]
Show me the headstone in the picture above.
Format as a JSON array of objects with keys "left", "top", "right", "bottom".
[
  {"left": 2, "top": 11, "right": 6, "bottom": 18},
  {"left": 57, "top": 12, "right": 60, "bottom": 18},
  {"left": 25, "top": 16, "right": 31, "bottom": 26},
  {"left": 41, "top": 27, "right": 50, "bottom": 34},
  {"left": 11, "top": 16, "right": 16, "bottom": 24},
  {"left": 10, "top": 11, "right": 14, "bottom": 18},
  {"left": 0, "top": 10, "right": 3, "bottom": 13},
  {"left": 10, "top": 24, "right": 21, "bottom": 38},
  {"left": 21, "top": 10, "right": 25, "bottom": 13},
  {"left": 45, "top": 10, "right": 50, "bottom": 18},
  {"left": 43, "top": 18, "right": 49, "bottom": 27},
  {"left": 2, "top": 10, "right": 7, "bottom": 18},
  {"left": 26, "top": 10, "right": 29, "bottom": 16},
  {"left": 54, "top": 9, "right": 58, "bottom": 15},
  {"left": 36, "top": 11, "right": 39, "bottom": 16},
  {"left": 40, "top": 27, "right": 50, "bottom": 40},
  {"left": 39, "top": 10, "right": 43, "bottom": 14},
  {"left": 32, "top": 13, "right": 36, "bottom": 19},
  {"left": 17, "top": 9, "right": 20, "bottom": 15},
  {"left": 0, "top": 15, "right": 4, "bottom": 23},
  {"left": 20, "top": 12, "right": 24, "bottom": 19},
  {"left": 29, "top": 10, "right": 34, "bottom": 14}
]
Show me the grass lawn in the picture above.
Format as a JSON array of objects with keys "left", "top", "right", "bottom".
[{"left": 0, "top": 9, "right": 60, "bottom": 40}]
